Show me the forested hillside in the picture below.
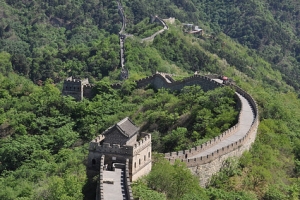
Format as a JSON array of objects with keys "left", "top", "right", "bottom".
[{"left": 0, "top": 0, "right": 300, "bottom": 199}]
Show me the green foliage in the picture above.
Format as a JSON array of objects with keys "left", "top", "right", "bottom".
[
  {"left": 133, "top": 86, "right": 238, "bottom": 152},
  {"left": 0, "top": 51, "right": 13, "bottom": 74},
  {"left": 132, "top": 180, "right": 166, "bottom": 200},
  {"left": 1, "top": 0, "right": 300, "bottom": 199},
  {"left": 144, "top": 156, "right": 208, "bottom": 200},
  {"left": 127, "top": 17, "right": 164, "bottom": 38}
]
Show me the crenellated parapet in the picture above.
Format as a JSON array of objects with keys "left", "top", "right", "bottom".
[
  {"left": 97, "top": 155, "right": 105, "bottom": 200},
  {"left": 91, "top": 134, "right": 105, "bottom": 143},
  {"left": 135, "top": 73, "right": 223, "bottom": 92},
  {"left": 167, "top": 118, "right": 258, "bottom": 167},
  {"left": 62, "top": 76, "right": 93, "bottom": 101},
  {"left": 90, "top": 142, "right": 134, "bottom": 156},
  {"left": 164, "top": 93, "right": 243, "bottom": 160},
  {"left": 164, "top": 124, "right": 240, "bottom": 160},
  {"left": 133, "top": 134, "right": 151, "bottom": 155},
  {"left": 161, "top": 77, "right": 259, "bottom": 186},
  {"left": 64, "top": 77, "right": 89, "bottom": 85}
]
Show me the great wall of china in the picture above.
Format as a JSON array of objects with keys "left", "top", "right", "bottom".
[
  {"left": 123, "top": 72, "right": 258, "bottom": 187},
  {"left": 117, "top": 0, "right": 169, "bottom": 80},
  {"left": 62, "top": 1, "right": 259, "bottom": 199},
  {"left": 140, "top": 16, "right": 169, "bottom": 43},
  {"left": 91, "top": 73, "right": 259, "bottom": 199}
]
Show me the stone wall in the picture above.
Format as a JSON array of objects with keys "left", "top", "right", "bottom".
[
  {"left": 192, "top": 118, "right": 258, "bottom": 187},
  {"left": 134, "top": 72, "right": 258, "bottom": 187},
  {"left": 88, "top": 133, "right": 134, "bottom": 171},
  {"left": 141, "top": 17, "right": 168, "bottom": 43},
  {"left": 165, "top": 82, "right": 259, "bottom": 186},
  {"left": 99, "top": 73, "right": 258, "bottom": 188},
  {"left": 83, "top": 85, "right": 93, "bottom": 99},
  {"left": 167, "top": 119, "right": 258, "bottom": 168},
  {"left": 164, "top": 92, "right": 242, "bottom": 161},
  {"left": 135, "top": 74, "right": 222, "bottom": 92},
  {"left": 97, "top": 156, "right": 133, "bottom": 200},
  {"left": 62, "top": 77, "right": 93, "bottom": 101},
  {"left": 131, "top": 134, "right": 152, "bottom": 181},
  {"left": 88, "top": 133, "right": 152, "bottom": 182},
  {"left": 163, "top": 17, "right": 175, "bottom": 24},
  {"left": 97, "top": 155, "right": 105, "bottom": 200},
  {"left": 62, "top": 79, "right": 83, "bottom": 101},
  {"left": 117, "top": 1, "right": 126, "bottom": 35},
  {"left": 125, "top": 159, "right": 134, "bottom": 200}
]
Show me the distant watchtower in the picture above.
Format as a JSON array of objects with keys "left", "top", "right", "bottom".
[
  {"left": 120, "top": 67, "right": 129, "bottom": 80},
  {"left": 88, "top": 117, "right": 152, "bottom": 181},
  {"left": 62, "top": 77, "right": 93, "bottom": 101}
]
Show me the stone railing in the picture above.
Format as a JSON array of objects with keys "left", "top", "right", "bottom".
[
  {"left": 125, "top": 159, "right": 134, "bottom": 200},
  {"left": 164, "top": 92, "right": 242, "bottom": 160},
  {"left": 98, "top": 155, "right": 105, "bottom": 200},
  {"left": 165, "top": 82, "right": 259, "bottom": 168},
  {"left": 168, "top": 119, "right": 258, "bottom": 167},
  {"left": 133, "top": 134, "right": 151, "bottom": 154},
  {"left": 90, "top": 142, "right": 134, "bottom": 156},
  {"left": 131, "top": 72, "right": 258, "bottom": 185}
]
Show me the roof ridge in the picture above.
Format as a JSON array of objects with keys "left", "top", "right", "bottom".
[
  {"left": 117, "top": 117, "right": 129, "bottom": 126},
  {"left": 115, "top": 125, "right": 129, "bottom": 137}
]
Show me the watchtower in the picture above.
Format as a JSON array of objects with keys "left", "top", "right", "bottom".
[
  {"left": 62, "top": 76, "right": 91, "bottom": 101},
  {"left": 120, "top": 67, "right": 129, "bottom": 80},
  {"left": 88, "top": 117, "right": 152, "bottom": 181}
]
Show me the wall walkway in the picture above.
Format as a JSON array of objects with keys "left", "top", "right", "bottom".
[
  {"left": 141, "top": 16, "right": 169, "bottom": 43},
  {"left": 111, "top": 73, "right": 258, "bottom": 187},
  {"left": 98, "top": 155, "right": 133, "bottom": 200},
  {"left": 162, "top": 78, "right": 258, "bottom": 186}
]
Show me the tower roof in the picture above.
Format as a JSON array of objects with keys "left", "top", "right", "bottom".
[{"left": 103, "top": 117, "right": 139, "bottom": 138}]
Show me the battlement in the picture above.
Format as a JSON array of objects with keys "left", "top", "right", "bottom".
[
  {"left": 62, "top": 76, "right": 93, "bottom": 101},
  {"left": 163, "top": 79, "right": 259, "bottom": 177},
  {"left": 90, "top": 141, "right": 134, "bottom": 155},
  {"left": 64, "top": 76, "right": 89, "bottom": 85},
  {"left": 135, "top": 73, "right": 223, "bottom": 92},
  {"left": 132, "top": 134, "right": 151, "bottom": 154},
  {"left": 155, "top": 71, "right": 175, "bottom": 76},
  {"left": 164, "top": 123, "right": 240, "bottom": 159},
  {"left": 83, "top": 84, "right": 93, "bottom": 88},
  {"left": 165, "top": 93, "right": 242, "bottom": 159},
  {"left": 98, "top": 155, "right": 105, "bottom": 200},
  {"left": 91, "top": 134, "right": 105, "bottom": 143},
  {"left": 167, "top": 118, "right": 258, "bottom": 167}
]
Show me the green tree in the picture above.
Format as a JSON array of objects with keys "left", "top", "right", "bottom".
[{"left": 0, "top": 51, "right": 13, "bottom": 74}]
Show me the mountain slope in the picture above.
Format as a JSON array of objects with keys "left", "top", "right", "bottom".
[{"left": 0, "top": 0, "right": 300, "bottom": 199}]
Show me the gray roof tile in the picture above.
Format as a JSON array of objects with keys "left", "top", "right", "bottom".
[{"left": 116, "top": 117, "right": 139, "bottom": 137}]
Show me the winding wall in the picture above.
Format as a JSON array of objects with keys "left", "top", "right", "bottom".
[
  {"left": 132, "top": 73, "right": 259, "bottom": 186},
  {"left": 117, "top": 0, "right": 168, "bottom": 80},
  {"left": 141, "top": 16, "right": 169, "bottom": 43},
  {"left": 111, "top": 0, "right": 258, "bottom": 191},
  {"left": 117, "top": 1, "right": 129, "bottom": 80}
]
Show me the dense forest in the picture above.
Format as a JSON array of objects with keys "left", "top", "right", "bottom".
[{"left": 1, "top": 0, "right": 300, "bottom": 199}]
